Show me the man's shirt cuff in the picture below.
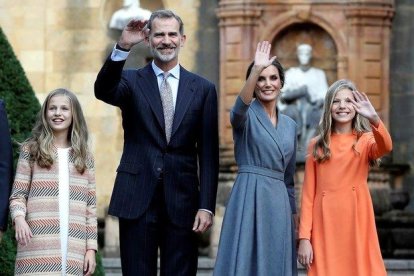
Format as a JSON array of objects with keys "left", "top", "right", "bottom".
[
  {"left": 199, "top": 209, "right": 214, "bottom": 216},
  {"left": 111, "top": 44, "right": 130, "bottom": 61}
]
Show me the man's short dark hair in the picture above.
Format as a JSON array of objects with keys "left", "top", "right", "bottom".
[{"left": 148, "top": 10, "right": 184, "bottom": 35}]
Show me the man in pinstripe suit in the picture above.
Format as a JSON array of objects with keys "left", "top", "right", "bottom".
[
  {"left": 95, "top": 9, "right": 219, "bottom": 276},
  {"left": 0, "top": 99, "right": 13, "bottom": 242}
]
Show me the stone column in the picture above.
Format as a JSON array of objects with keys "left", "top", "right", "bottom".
[{"left": 345, "top": 1, "right": 394, "bottom": 125}]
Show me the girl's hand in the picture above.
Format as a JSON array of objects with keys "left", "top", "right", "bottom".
[
  {"left": 253, "top": 41, "right": 277, "bottom": 71},
  {"left": 350, "top": 90, "right": 380, "bottom": 127},
  {"left": 298, "top": 239, "right": 313, "bottom": 270},
  {"left": 83, "top": 249, "right": 96, "bottom": 276},
  {"left": 14, "top": 216, "right": 33, "bottom": 246}
]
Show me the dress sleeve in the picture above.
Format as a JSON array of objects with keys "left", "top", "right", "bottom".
[
  {"left": 9, "top": 148, "right": 32, "bottom": 221},
  {"left": 230, "top": 96, "right": 250, "bottom": 130},
  {"left": 367, "top": 120, "right": 393, "bottom": 160},
  {"left": 85, "top": 154, "right": 98, "bottom": 251},
  {"left": 298, "top": 142, "right": 317, "bottom": 240}
]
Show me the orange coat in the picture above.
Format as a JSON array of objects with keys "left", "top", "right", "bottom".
[{"left": 299, "top": 121, "right": 392, "bottom": 276}]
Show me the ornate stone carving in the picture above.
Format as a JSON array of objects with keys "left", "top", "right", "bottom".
[
  {"left": 109, "top": 0, "right": 151, "bottom": 30},
  {"left": 280, "top": 44, "right": 329, "bottom": 161}
]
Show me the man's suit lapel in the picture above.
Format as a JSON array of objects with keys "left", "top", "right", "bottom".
[
  {"left": 138, "top": 64, "right": 165, "bottom": 132},
  {"left": 171, "top": 67, "right": 195, "bottom": 139}
]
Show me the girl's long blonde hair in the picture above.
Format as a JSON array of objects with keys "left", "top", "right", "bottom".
[
  {"left": 25, "top": 88, "right": 89, "bottom": 173},
  {"left": 312, "top": 79, "right": 377, "bottom": 164}
]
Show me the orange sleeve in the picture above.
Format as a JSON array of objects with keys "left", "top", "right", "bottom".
[
  {"left": 298, "top": 141, "right": 317, "bottom": 240},
  {"left": 368, "top": 119, "right": 393, "bottom": 160}
]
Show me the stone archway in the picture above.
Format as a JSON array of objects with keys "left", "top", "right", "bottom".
[
  {"left": 272, "top": 23, "right": 338, "bottom": 86},
  {"left": 257, "top": 9, "right": 348, "bottom": 88}
]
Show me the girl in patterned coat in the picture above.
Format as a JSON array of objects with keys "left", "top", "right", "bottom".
[{"left": 10, "top": 88, "right": 97, "bottom": 276}]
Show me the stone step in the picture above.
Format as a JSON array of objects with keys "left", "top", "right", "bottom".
[
  {"left": 103, "top": 258, "right": 414, "bottom": 275},
  {"left": 103, "top": 257, "right": 217, "bottom": 275}
]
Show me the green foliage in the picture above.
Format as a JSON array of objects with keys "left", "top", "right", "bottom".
[
  {"left": 94, "top": 251, "right": 105, "bottom": 276},
  {"left": 0, "top": 27, "right": 40, "bottom": 161},
  {"left": 0, "top": 220, "right": 17, "bottom": 275}
]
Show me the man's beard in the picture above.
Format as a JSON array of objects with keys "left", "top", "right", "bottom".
[{"left": 149, "top": 43, "right": 180, "bottom": 63}]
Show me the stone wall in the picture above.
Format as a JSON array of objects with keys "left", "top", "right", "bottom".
[
  {"left": 390, "top": 0, "right": 414, "bottom": 211},
  {"left": 0, "top": 0, "right": 116, "bottom": 219}
]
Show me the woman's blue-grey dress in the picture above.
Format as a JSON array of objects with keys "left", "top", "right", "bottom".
[{"left": 214, "top": 97, "right": 298, "bottom": 276}]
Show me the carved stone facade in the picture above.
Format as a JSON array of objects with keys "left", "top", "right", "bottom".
[
  {"left": 3, "top": 0, "right": 411, "bottom": 259},
  {"left": 217, "top": 0, "right": 394, "bottom": 159},
  {"left": 214, "top": 0, "right": 395, "bottom": 256}
]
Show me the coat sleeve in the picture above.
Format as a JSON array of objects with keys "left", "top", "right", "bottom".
[
  {"left": 230, "top": 96, "right": 250, "bottom": 130},
  {"left": 197, "top": 83, "right": 219, "bottom": 213},
  {"left": 367, "top": 120, "right": 393, "bottom": 160},
  {"left": 0, "top": 100, "right": 13, "bottom": 230},
  {"left": 9, "top": 147, "right": 32, "bottom": 221},
  {"left": 298, "top": 141, "right": 317, "bottom": 240},
  {"left": 94, "top": 55, "right": 130, "bottom": 107},
  {"left": 85, "top": 154, "right": 98, "bottom": 251}
]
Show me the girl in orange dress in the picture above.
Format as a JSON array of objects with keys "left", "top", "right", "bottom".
[{"left": 297, "top": 79, "right": 392, "bottom": 276}]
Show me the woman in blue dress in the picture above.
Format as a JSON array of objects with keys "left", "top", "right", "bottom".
[{"left": 214, "top": 41, "right": 298, "bottom": 276}]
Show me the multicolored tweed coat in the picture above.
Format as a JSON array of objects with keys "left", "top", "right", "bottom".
[{"left": 9, "top": 146, "right": 97, "bottom": 275}]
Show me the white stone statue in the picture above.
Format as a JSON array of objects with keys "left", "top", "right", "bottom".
[
  {"left": 109, "top": 0, "right": 151, "bottom": 30},
  {"left": 280, "top": 43, "right": 329, "bottom": 161}
]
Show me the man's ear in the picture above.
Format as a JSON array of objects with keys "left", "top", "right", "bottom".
[
  {"left": 144, "top": 26, "right": 150, "bottom": 44},
  {"left": 180, "top": 34, "right": 187, "bottom": 47}
]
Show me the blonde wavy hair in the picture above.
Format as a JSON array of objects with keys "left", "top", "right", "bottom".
[
  {"left": 24, "top": 88, "right": 89, "bottom": 173},
  {"left": 312, "top": 79, "right": 378, "bottom": 165}
]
